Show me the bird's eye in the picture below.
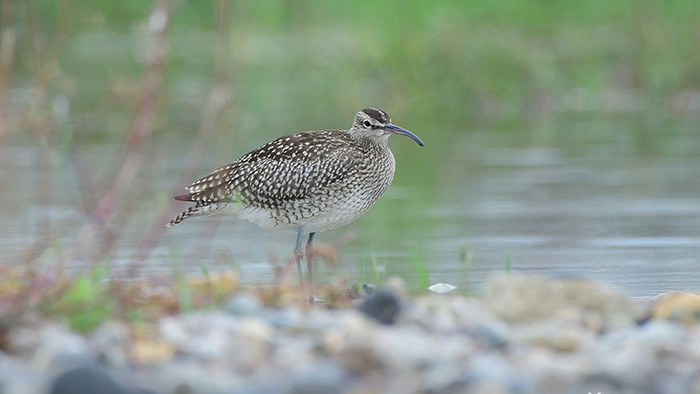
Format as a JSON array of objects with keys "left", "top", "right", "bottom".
[{"left": 363, "top": 120, "right": 372, "bottom": 128}]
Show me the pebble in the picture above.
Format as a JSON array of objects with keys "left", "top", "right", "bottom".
[
  {"left": 223, "top": 292, "right": 263, "bottom": 317},
  {"left": 427, "top": 282, "right": 457, "bottom": 293},
  {"left": 651, "top": 291, "right": 700, "bottom": 325},
  {"left": 90, "top": 320, "right": 131, "bottom": 368},
  {"left": 357, "top": 289, "right": 401, "bottom": 324},
  {"left": 483, "top": 273, "right": 637, "bottom": 330},
  {"left": 1, "top": 274, "right": 699, "bottom": 393},
  {"left": 51, "top": 366, "right": 125, "bottom": 394},
  {"left": 512, "top": 321, "right": 593, "bottom": 352},
  {"left": 287, "top": 360, "right": 351, "bottom": 394},
  {"left": 0, "top": 353, "right": 50, "bottom": 394},
  {"left": 9, "top": 322, "right": 92, "bottom": 374}
]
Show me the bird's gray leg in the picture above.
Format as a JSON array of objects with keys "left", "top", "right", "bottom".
[
  {"left": 305, "top": 232, "right": 316, "bottom": 302},
  {"left": 293, "top": 227, "right": 305, "bottom": 286}
]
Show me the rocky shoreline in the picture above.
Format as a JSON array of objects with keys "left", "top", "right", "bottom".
[{"left": 2, "top": 273, "right": 700, "bottom": 394}]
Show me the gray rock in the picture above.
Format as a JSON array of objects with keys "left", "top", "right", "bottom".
[
  {"left": 90, "top": 321, "right": 131, "bottom": 368},
  {"left": 408, "top": 294, "right": 504, "bottom": 335},
  {"left": 287, "top": 360, "right": 351, "bottom": 394},
  {"left": 51, "top": 366, "right": 125, "bottom": 394},
  {"left": 512, "top": 321, "right": 594, "bottom": 352},
  {"left": 137, "top": 360, "right": 244, "bottom": 394},
  {"left": 0, "top": 353, "right": 50, "bottom": 394},
  {"left": 484, "top": 273, "right": 636, "bottom": 330},
  {"left": 471, "top": 322, "right": 510, "bottom": 349},
  {"left": 466, "top": 353, "right": 529, "bottom": 393},
  {"left": 223, "top": 292, "right": 263, "bottom": 317},
  {"left": 575, "top": 320, "right": 698, "bottom": 394},
  {"left": 159, "top": 310, "right": 275, "bottom": 375},
  {"left": 9, "top": 323, "right": 91, "bottom": 374},
  {"left": 261, "top": 305, "right": 307, "bottom": 329},
  {"left": 357, "top": 290, "right": 401, "bottom": 325}
]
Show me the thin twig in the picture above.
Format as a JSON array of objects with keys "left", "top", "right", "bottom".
[
  {"left": 63, "top": 1, "right": 173, "bottom": 269},
  {"left": 0, "top": 0, "right": 15, "bottom": 149},
  {"left": 130, "top": 0, "right": 253, "bottom": 270}
]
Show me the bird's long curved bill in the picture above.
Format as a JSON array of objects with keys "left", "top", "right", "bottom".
[{"left": 384, "top": 123, "right": 424, "bottom": 146}]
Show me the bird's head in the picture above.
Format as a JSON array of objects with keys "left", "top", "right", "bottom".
[{"left": 350, "top": 108, "right": 424, "bottom": 146}]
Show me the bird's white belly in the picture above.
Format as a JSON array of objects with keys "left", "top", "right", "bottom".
[
  {"left": 302, "top": 196, "right": 371, "bottom": 232},
  {"left": 237, "top": 190, "right": 378, "bottom": 233}
]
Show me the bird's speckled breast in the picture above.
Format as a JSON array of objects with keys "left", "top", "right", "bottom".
[{"left": 238, "top": 144, "right": 396, "bottom": 233}]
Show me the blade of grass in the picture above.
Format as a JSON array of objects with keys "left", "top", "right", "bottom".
[
  {"left": 413, "top": 249, "right": 429, "bottom": 291},
  {"left": 369, "top": 248, "right": 382, "bottom": 285},
  {"left": 459, "top": 242, "right": 473, "bottom": 293},
  {"left": 199, "top": 263, "right": 210, "bottom": 278}
]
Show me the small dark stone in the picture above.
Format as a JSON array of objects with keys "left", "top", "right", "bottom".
[
  {"left": 357, "top": 290, "right": 401, "bottom": 325},
  {"left": 51, "top": 367, "right": 125, "bottom": 394}
]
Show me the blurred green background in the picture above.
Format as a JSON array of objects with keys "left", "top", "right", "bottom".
[
  {"left": 10, "top": 0, "right": 698, "bottom": 150},
  {"left": 2, "top": 0, "right": 699, "bottom": 293}
]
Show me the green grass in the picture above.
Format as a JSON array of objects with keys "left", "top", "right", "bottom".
[
  {"left": 413, "top": 249, "right": 429, "bottom": 291},
  {"left": 368, "top": 249, "right": 383, "bottom": 285},
  {"left": 37, "top": 266, "right": 114, "bottom": 332},
  {"left": 55, "top": 269, "right": 114, "bottom": 332},
  {"left": 459, "top": 242, "right": 474, "bottom": 293},
  {"left": 0, "top": 263, "right": 242, "bottom": 334},
  {"left": 357, "top": 248, "right": 385, "bottom": 286}
]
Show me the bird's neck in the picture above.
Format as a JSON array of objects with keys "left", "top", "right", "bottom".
[{"left": 355, "top": 135, "right": 390, "bottom": 154}]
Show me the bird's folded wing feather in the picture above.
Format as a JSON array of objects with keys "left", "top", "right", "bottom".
[{"left": 175, "top": 130, "right": 363, "bottom": 206}]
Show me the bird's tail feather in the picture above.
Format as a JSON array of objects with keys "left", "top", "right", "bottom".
[{"left": 165, "top": 203, "right": 229, "bottom": 228}]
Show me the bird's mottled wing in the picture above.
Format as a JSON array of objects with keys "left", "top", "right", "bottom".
[{"left": 175, "top": 130, "right": 362, "bottom": 208}]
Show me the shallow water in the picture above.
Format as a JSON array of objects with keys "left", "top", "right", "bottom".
[
  {"left": 3, "top": 114, "right": 699, "bottom": 298},
  {"left": 3, "top": 4, "right": 699, "bottom": 299}
]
